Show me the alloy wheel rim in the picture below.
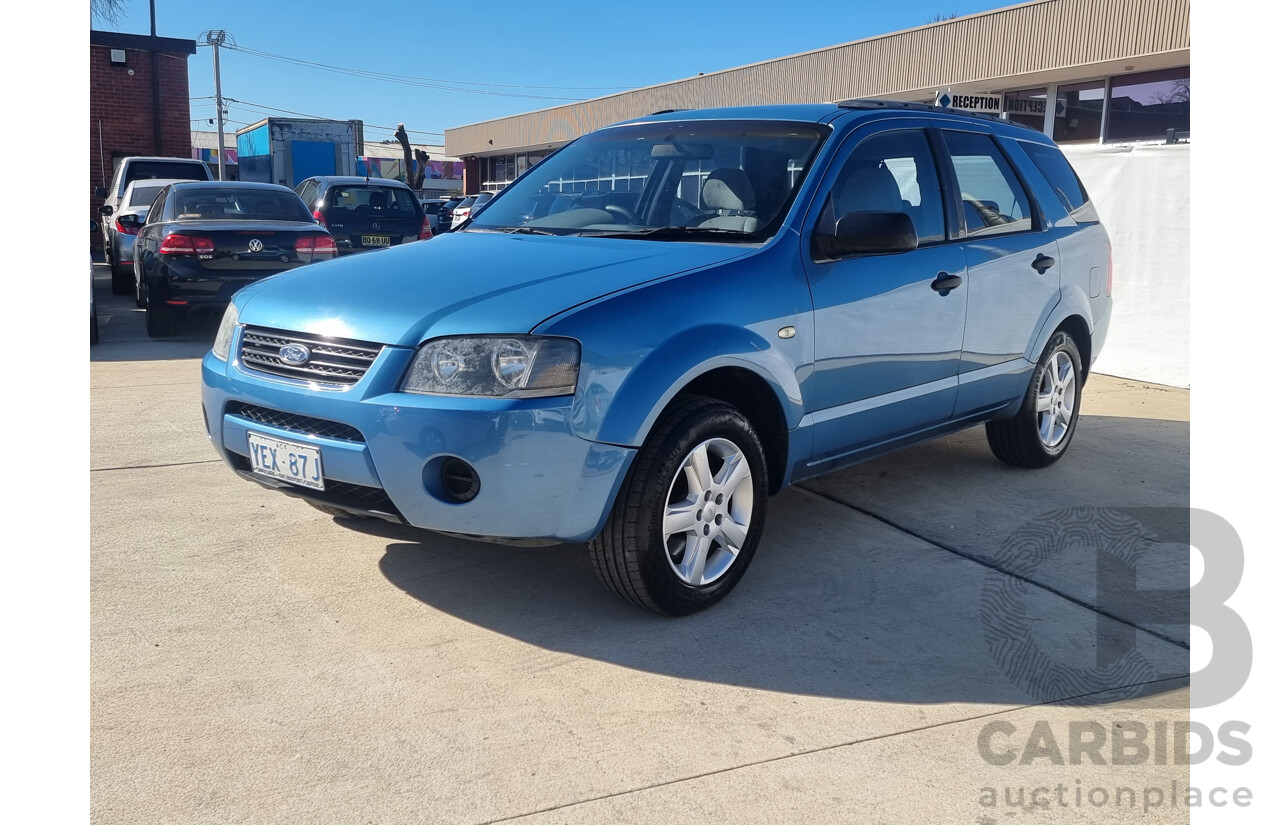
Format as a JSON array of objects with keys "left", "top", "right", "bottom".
[
  {"left": 1035, "top": 351, "right": 1076, "bottom": 448},
  {"left": 662, "top": 437, "right": 754, "bottom": 587}
]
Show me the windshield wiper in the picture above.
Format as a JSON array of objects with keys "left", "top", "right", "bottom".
[{"left": 580, "top": 226, "right": 758, "bottom": 241}]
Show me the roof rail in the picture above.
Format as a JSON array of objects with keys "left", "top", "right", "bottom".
[{"left": 833, "top": 98, "right": 1038, "bottom": 131}]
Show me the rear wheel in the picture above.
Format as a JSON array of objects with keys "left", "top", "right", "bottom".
[
  {"left": 110, "top": 261, "right": 132, "bottom": 295},
  {"left": 986, "top": 330, "right": 1083, "bottom": 467},
  {"left": 589, "top": 396, "right": 768, "bottom": 616},
  {"left": 145, "top": 290, "right": 176, "bottom": 338}
]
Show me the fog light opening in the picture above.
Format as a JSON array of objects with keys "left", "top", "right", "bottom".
[{"left": 440, "top": 457, "right": 480, "bottom": 503}]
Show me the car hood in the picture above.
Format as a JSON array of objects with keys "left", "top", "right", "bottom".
[{"left": 233, "top": 230, "right": 755, "bottom": 347}]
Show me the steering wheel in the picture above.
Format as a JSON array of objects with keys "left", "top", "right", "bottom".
[{"left": 604, "top": 203, "right": 641, "bottom": 224}]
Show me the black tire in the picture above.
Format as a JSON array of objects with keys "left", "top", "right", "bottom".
[
  {"left": 986, "top": 330, "right": 1083, "bottom": 468},
  {"left": 145, "top": 292, "right": 177, "bottom": 338},
  {"left": 133, "top": 265, "right": 146, "bottom": 308},
  {"left": 90, "top": 305, "right": 99, "bottom": 346},
  {"left": 588, "top": 396, "right": 769, "bottom": 616},
  {"left": 110, "top": 262, "right": 132, "bottom": 295}
]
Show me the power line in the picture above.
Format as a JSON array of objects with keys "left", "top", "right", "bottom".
[
  {"left": 225, "top": 98, "right": 446, "bottom": 138},
  {"left": 220, "top": 43, "right": 626, "bottom": 100}
]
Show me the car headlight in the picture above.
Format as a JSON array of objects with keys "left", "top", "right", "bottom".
[
  {"left": 401, "top": 336, "right": 580, "bottom": 398},
  {"left": 211, "top": 303, "right": 240, "bottom": 361}
]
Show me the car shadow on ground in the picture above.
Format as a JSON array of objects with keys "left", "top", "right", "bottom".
[{"left": 339, "top": 413, "right": 1190, "bottom": 708}]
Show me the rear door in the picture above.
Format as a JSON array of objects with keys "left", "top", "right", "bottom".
[{"left": 938, "top": 128, "right": 1064, "bottom": 415}]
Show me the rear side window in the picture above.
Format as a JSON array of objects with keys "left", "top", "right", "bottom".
[
  {"left": 1019, "top": 141, "right": 1099, "bottom": 223},
  {"left": 942, "top": 131, "right": 1034, "bottom": 238}
]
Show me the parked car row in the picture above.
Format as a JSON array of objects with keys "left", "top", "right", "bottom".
[{"left": 95, "top": 161, "right": 448, "bottom": 340}]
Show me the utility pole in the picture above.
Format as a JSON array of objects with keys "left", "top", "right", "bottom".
[{"left": 204, "top": 30, "right": 229, "bottom": 181}]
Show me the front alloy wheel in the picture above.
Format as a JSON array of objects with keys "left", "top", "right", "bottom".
[
  {"left": 662, "top": 437, "right": 755, "bottom": 587},
  {"left": 589, "top": 396, "right": 768, "bottom": 615}
]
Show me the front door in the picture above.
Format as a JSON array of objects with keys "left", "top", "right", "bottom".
[{"left": 800, "top": 124, "right": 967, "bottom": 466}]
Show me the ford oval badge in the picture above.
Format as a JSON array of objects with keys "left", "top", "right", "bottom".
[{"left": 279, "top": 343, "right": 311, "bottom": 364}]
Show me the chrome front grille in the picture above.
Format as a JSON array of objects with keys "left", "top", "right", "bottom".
[{"left": 239, "top": 326, "right": 382, "bottom": 386}]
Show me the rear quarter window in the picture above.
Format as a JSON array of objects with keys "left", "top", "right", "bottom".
[{"left": 1019, "top": 141, "right": 1099, "bottom": 223}]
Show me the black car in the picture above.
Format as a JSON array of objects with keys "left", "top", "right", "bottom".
[
  {"left": 131, "top": 181, "right": 336, "bottom": 338},
  {"left": 436, "top": 197, "right": 464, "bottom": 233},
  {"left": 295, "top": 176, "right": 431, "bottom": 253}
]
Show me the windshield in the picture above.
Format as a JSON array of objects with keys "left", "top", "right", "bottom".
[
  {"left": 173, "top": 188, "right": 313, "bottom": 222},
  {"left": 469, "top": 120, "right": 827, "bottom": 240}
]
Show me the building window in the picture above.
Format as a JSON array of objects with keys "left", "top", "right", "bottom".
[
  {"left": 1003, "top": 87, "right": 1048, "bottom": 131},
  {"left": 1106, "top": 67, "right": 1190, "bottom": 143},
  {"left": 1053, "top": 80, "right": 1106, "bottom": 144}
]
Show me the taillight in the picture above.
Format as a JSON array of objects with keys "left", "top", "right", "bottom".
[
  {"left": 295, "top": 234, "right": 337, "bottom": 263},
  {"left": 312, "top": 209, "right": 327, "bottom": 229},
  {"left": 160, "top": 233, "right": 214, "bottom": 255},
  {"left": 1106, "top": 247, "right": 1113, "bottom": 296},
  {"left": 419, "top": 216, "right": 433, "bottom": 240},
  {"left": 114, "top": 218, "right": 140, "bottom": 236}
]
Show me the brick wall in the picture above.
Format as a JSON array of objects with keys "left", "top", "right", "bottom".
[{"left": 89, "top": 44, "right": 193, "bottom": 247}]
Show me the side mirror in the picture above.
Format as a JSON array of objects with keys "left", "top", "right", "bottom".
[
  {"left": 95, "top": 186, "right": 107, "bottom": 198},
  {"left": 816, "top": 211, "right": 918, "bottom": 259},
  {"left": 98, "top": 205, "right": 114, "bottom": 216},
  {"left": 117, "top": 214, "right": 141, "bottom": 229}
]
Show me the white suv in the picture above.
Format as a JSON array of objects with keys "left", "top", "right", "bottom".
[{"left": 97, "top": 156, "right": 213, "bottom": 293}]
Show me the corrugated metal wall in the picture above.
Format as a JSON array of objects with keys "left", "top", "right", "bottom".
[{"left": 446, "top": 0, "right": 1189, "bottom": 156}]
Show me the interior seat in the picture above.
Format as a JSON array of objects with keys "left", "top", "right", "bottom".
[{"left": 696, "top": 169, "right": 758, "bottom": 232}]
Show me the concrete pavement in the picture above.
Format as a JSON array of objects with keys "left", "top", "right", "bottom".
[{"left": 91, "top": 265, "right": 1192, "bottom": 823}]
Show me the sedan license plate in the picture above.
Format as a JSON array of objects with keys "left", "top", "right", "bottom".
[
  {"left": 247, "top": 433, "right": 324, "bottom": 490},
  {"left": 361, "top": 235, "right": 391, "bottom": 247}
]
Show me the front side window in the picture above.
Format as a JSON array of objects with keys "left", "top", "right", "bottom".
[
  {"left": 943, "top": 131, "right": 1034, "bottom": 238},
  {"left": 818, "top": 129, "right": 946, "bottom": 245},
  {"left": 469, "top": 120, "right": 828, "bottom": 241}
]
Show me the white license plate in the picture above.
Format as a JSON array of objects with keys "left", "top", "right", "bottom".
[
  {"left": 248, "top": 432, "right": 324, "bottom": 490},
  {"left": 361, "top": 235, "right": 390, "bottom": 247}
]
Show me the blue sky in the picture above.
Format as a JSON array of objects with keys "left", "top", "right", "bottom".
[{"left": 94, "top": 0, "right": 1014, "bottom": 146}]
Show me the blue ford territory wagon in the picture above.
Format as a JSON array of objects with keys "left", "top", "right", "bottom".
[{"left": 201, "top": 101, "right": 1112, "bottom": 615}]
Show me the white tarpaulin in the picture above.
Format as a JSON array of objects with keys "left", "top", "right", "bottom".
[{"left": 1061, "top": 142, "right": 1190, "bottom": 388}]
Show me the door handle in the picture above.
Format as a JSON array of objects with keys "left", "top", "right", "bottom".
[
  {"left": 1032, "top": 253, "right": 1056, "bottom": 274},
  {"left": 931, "top": 271, "right": 963, "bottom": 295}
]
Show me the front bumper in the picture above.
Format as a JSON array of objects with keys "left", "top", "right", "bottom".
[{"left": 200, "top": 334, "right": 635, "bottom": 543}]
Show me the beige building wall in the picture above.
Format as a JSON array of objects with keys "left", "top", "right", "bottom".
[{"left": 445, "top": 0, "right": 1189, "bottom": 158}]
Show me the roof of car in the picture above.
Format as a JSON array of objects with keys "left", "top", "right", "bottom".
[
  {"left": 168, "top": 180, "right": 298, "bottom": 193},
  {"left": 311, "top": 176, "right": 414, "bottom": 188},
  {"left": 615, "top": 100, "right": 1043, "bottom": 136},
  {"left": 120, "top": 156, "right": 211, "bottom": 164}
]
